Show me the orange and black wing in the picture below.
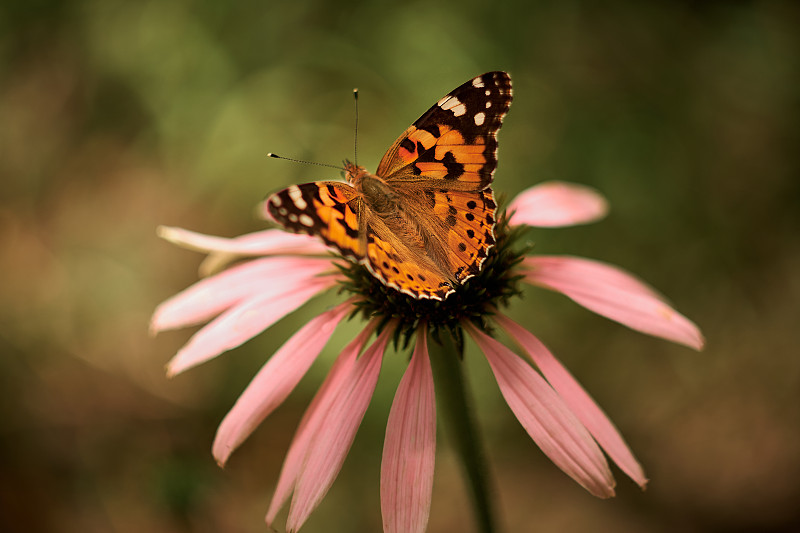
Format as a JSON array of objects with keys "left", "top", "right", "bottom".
[
  {"left": 266, "top": 182, "right": 364, "bottom": 262},
  {"left": 376, "top": 71, "right": 512, "bottom": 191}
]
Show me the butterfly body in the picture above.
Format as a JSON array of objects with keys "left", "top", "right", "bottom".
[{"left": 268, "top": 72, "right": 513, "bottom": 300}]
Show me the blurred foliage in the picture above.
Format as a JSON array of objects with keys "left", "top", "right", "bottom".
[{"left": 1, "top": 0, "right": 799, "bottom": 532}]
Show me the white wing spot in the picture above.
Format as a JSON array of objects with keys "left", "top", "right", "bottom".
[
  {"left": 278, "top": 207, "right": 288, "bottom": 216},
  {"left": 472, "top": 77, "right": 485, "bottom": 88},
  {"left": 271, "top": 195, "right": 282, "bottom": 207},
  {"left": 485, "top": 89, "right": 491, "bottom": 96},
  {"left": 485, "top": 101, "right": 492, "bottom": 108},
  {"left": 299, "top": 214, "right": 314, "bottom": 227},
  {"left": 288, "top": 213, "right": 298, "bottom": 222},
  {"left": 287, "top": 186, "right": 307, "bottom": 210},
  {"left": 440, "top": 96, "right": 467, "bottom": 117},
  {"left": 474, "top": 112, "right": 486, "bottom": 126}
]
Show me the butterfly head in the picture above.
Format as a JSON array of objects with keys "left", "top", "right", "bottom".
[{"left": 343, "top": 159, "right": 368, "bottom": 184}]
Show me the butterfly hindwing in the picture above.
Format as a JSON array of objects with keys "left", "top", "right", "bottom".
[
  {"left": 364, "top": 227, "right": 454, "bottom": 300},
  {"left": 434, "top": 188, "right": 498, "bottom": 282},
  {"left": 266, "top": 182, "right": 364, "bottom": 261}
]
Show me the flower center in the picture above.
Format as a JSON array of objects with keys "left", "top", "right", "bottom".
[{"left": 339, "top": 210, "right": 529, "bottom": 345}]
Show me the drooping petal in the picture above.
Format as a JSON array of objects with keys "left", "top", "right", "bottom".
[
  {"left": 151, "top": 256, "right": 335, "bottom": 333},
  {"left": 212, "top": 301, "right": 354, "bottom": 466},
  {"left": 466, "top": 325, "right": 615, "bottom": 498},
  {"left": 286, "top": 326, "right": 393, "bottom": 532},
  {"left": 495, "top": 313, "right": 647, "bottom": 488},
  {"left": 157, "top": 226, "right": 330, "bottom": 256},
  {"left": 166, "top": 276, "right": 337, "bottom": 376},
  {"left": 508, "top": 181, "right": 609, "bottom": 228},
  {"left": 265, "top": 323, "right": 377, "bottom": 527},
  {"left": 381, "top": 329, "right": 436, "bottom": 533},
  {"left": 524, "top": 256, "right": 704, "bottom": 350}
]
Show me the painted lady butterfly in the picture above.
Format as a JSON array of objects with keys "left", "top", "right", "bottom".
[{"left": 267, "top": 71, "right": 513, "bottom": 300}]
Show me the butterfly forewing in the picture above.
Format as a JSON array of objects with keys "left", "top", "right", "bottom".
[
  {"left": 376, "top": 71, "right": 512, "bottom": 190},
  {"left": 266, "top": 182, "right": 364, "bottom": 261}
]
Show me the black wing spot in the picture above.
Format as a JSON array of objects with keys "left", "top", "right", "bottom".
[
  {"left": 419, "top": 123, "right": 441, "bottom": 138},
  {"left": 339, "top": 219, "right": 359, "bottom": 239},
  {"left": 440, "top": 151, "right": 465, "bottom": 180},
  {"left": 400, "top": 138, "right": 416, "bottom": 153}
]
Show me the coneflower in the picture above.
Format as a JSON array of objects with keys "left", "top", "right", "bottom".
[{"left": 152, "top": 180, "right": 703, "bottom": 532}]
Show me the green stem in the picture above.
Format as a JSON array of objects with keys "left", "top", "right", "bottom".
[{"left": 429, "top": 331, "right": 497, "bottom": 533}]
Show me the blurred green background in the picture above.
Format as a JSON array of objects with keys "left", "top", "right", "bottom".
[{"left": 2, "top": 1, "right": 799, "bottom": 532}]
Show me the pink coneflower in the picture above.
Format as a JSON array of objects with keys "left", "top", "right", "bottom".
[{"left": 152, "top": 180, "right": 703, "bottom": 532}]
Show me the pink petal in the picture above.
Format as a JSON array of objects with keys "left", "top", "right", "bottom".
[
  {"left": 265, "top": 323, "right": 377, "bottom": 527},
  {"left": 381, "top": 329, "right": 436, "bottom": 533},
  {"left": 166, "top": 276, "right": 337, "bottom": 376},
  {"left": 524, "top": 256, "right": 705, "bottom": 350},
  {"left": 287, "top": 326, "right": 393, "bottom": 532},
  {"left": 212, "top": 301, "right": 354, "bottom": 466},
  {"left": 495, "top": 313, "right": 647, "bottom": 488},
  {"left": 157, "top": 226, "right": 329, "bottom": 256},
  {"left": 466, "top": 325, "right": 615, "bottom": 498},
  {"left": 151, "top": 257, "right": 335, "bottom": 333},
  {"left": 508, "top": 181, "right": 609, "bottom": 228}
]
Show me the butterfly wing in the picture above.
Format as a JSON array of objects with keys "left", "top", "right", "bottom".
[
  {"left": 266, "top": 182, "right": 364, "bottom": 261},
  {"left": 363, "top": 220, "right": 456, "bottom": 300},
  {"left": 376, "top": 71, "right": 512, "bottom": 190},
  {"left": 423, "top": 187, "right": 497, "bottom": 282}
]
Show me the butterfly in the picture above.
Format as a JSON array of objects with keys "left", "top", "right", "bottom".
[{"left": 266, "top": 72, "right": 512, "bottom": 300}]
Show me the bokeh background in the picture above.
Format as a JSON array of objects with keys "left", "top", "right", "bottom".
[{"left": 2, "top": 1, "right": 799, "bottom": 532}]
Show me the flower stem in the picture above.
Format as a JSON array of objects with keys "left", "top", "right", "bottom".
[{"left": 429, "top": 331, "right": 497, "bottom": 533}]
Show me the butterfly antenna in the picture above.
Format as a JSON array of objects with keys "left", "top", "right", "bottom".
[
  {"left": 267, "top": 153, "right": 344, "bottom": 171},
  {"left": 353, "top": 88, "right": 359, "bottom": 166}
]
